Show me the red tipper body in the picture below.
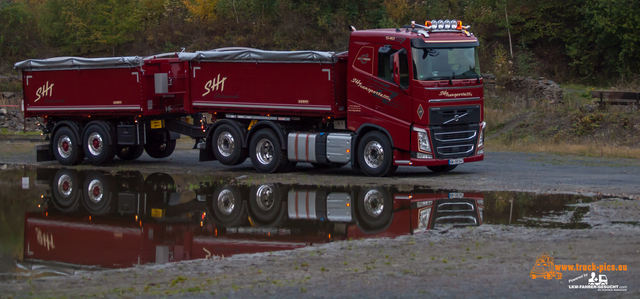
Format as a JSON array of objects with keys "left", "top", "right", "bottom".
[{"left": 15, "top": 20, "right": 485, "bottom": 176}]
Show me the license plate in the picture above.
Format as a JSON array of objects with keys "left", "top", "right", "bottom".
[
  {"left": 449, "top": 192, "right": 464, "bottom": 199},
  {"left": 449, "top": 158, "right": 464, "bottom": 165}
]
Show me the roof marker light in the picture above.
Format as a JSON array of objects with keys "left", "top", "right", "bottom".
[
  {"left": 425, "top": 21, "right": 432, "bottom": 28},
  {"left": 456, "top": 20, "right": 463, "bottom": 30},
  {"left": 450, "top": 19, "right": 457, "bottom": 29},
  {"left": 431, "top": 20, "right": 437, "bottom": 29},
  {"left": 437, "top": 20, "right": 444, "bottom": 29},
  {"left": 444, "top": 20, "right": 451, "bottom": 29}
]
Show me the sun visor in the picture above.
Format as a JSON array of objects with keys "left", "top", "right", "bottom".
[{"left": 411, "top": 39, "right": 479, "bottom": 49}]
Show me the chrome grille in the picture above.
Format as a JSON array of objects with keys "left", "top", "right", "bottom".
[
  {"left": 434, "top": 130, "right": 476, "bottom": 143},
  {"left": 436, "top": 145, "right": 475, "bottom": 156}
]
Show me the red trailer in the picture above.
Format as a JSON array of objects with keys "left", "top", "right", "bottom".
[{"left": 16, "top": 19, "right": 485, "bottom": 176}]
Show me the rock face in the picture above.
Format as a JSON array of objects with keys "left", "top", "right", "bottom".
[
  {"left": 0, "top": 108, "right": 43, "bottom": 132},
  {"left": 482, "top": 73, "right": 564, "bottom": 104}
]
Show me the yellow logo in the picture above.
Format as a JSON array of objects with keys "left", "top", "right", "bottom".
[
  {"left": 34, "top": 81, "right": 54, "bottom": 102},
  {"left": 203, "top": 74, "right": 227, "bottom": 97},
  {"left": 530, "top": 253, "right": 562, "bottom": 280}
]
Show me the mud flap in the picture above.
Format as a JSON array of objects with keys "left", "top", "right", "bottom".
[{"left": 35, "top": 144, "right": 55, "bottom": 162}]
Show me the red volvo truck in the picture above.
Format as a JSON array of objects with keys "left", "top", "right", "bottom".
[{"left": 15, "top": 19, "right": 484, "bottom": 176}]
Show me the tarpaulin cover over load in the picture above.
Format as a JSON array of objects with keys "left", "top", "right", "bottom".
[
  {"left": 14, "top": 56, "right": 144, "bottom": 70},
  {"left": 179, "top": 48, "right": 337, "bottom": 63}
]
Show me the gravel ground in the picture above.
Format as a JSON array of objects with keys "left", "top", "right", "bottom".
[{"left": 1, "top": 139, "right": 639, "bottom": 298}]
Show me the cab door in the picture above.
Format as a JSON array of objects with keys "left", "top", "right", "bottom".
[{"left": 371, "top": 44, "right": 413, "bottom": 151}]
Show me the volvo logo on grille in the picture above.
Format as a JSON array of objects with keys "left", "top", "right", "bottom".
[{"left": 443, "top": 112, "right": 469, "bottom": 124}]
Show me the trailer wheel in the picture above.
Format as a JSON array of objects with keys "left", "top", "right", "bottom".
[
  {"left": 144, "top": 140, "right": 176, "bottom": 159},
  {"left": 212, "top": 124, "right": 247, "bottom": 165},
  {"left": 52, "top": 126, "right": 84, "bottom": 165},
  {"left": 356, "top": 187, "right": 393, "bottom": 229},
  {"left": 82, "top": 171, "right": 114, "bottom": 215},
  {"left": 116, "top": 145, "right": 144, "bottom": 161},
  {"left": 249, "top": 129, "right": 288, "bottom": 173},
  {"left": 51, "top": 168, "right": 81, "bottom": 212},
  {"left": 83, "top": 124, "right": 116, "bottom": 165},
  {"left": 427, "top": 165, "right": 457, "bottom": 173},
  {"left": 357, "top": 131, "right": 395, "bottom": 177}
]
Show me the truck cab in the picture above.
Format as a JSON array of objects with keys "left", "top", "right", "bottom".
[{"left": 346, "top": 20, "right": 484, "bottom": 173}]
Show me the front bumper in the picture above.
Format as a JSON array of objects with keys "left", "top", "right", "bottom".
[{"left": 393, "top": 151, "right": 484, "bottom": 166}]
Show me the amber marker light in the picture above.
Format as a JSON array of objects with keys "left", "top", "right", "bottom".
[
  {"left": 346, "top": 203, "right": 351, "bottom": 207},
  {"left": 456, "top": 21, "right": 463, "bottom": 30},
  {"left": 425, "top": 21, "right": 432, "bottom": 27}
]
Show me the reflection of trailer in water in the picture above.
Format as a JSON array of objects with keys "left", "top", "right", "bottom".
[{"left": 24, "top": 168, "right": 484, "bottom": 271}]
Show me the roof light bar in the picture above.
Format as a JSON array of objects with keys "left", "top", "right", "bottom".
[{"left": 411, "top": 19, "right": 473, "bottom": 37}]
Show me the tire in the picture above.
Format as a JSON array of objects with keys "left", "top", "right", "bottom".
[
  {"left": 249, "top": 129, "right": 288, "bottom": 173},
  {"left": 356, "top": 187, "right": 393, "bottom": 229},
  {"left": 212, "top": 124, "right": 247, "bottom": 165},
  {"left": 357, "top": 131, "right": 394, "bottom": 177},
  {"left": 83, "top": 123, "right": 116, "bottom": 165},
  {"left": 144, "top": 139, "right": 176, "bottom": 159},
  {"left": 52, "top": 126, "right": 84, "bottom": 165},
  {"left": 210, "top": 185, "right": 245, "bottom": 226},
  {"left": 51, "top": 168, "right": 81, "bottom": 213},
  {"left": 249, "top": 184, "right": 283, "bottom": 224},
  {"left": 116, "top": 145, "right": 144, "bottom": 161},
  {"left": 427, "top": 165, "right": 457, "bottom": 173},
  {"left": 83, "top": 171, "right": 114, "bottom": 215}
]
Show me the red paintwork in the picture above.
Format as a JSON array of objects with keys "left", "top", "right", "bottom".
[{"left": 21, "top": 26, "right": 484, "bottom": 168}]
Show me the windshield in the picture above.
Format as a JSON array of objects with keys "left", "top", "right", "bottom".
[{"left": 412, "top": 47, "right": 480, "bottom": 80}]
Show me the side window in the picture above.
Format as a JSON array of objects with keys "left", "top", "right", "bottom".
[
  {"left": 377, "top": 45, "right": 396, "bottom": 82},
  {"left": 377, "top": 45, "right": 409, "bottom": 88}
]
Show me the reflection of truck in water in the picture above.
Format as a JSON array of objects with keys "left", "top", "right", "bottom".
[
  {"left": 23, "top": 168, "right": 484, "bottom": 272},
  {"left": 530, "top": 253, "right": 562, "bottom": 280}
]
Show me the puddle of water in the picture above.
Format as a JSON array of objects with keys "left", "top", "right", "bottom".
[{"left": 0, "top": 167, "right": 597, "bottom": 279}]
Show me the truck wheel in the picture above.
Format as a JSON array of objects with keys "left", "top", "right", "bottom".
[
  {"left": 249, "top": 129, "right": 287, "bottom": 173},
  {"left": 249, "top": 184, "right": 283, "bottom": 224},
  {"left": 116, "top": 145, "right": 144, "bottom": 161},
  {"left": 356, "top": 187, "right": 393, "bottom": 229},
  {"left": 83, "top": 124, "right": 116, "bottom": 165},
  {"left": 144, "top": 139, "right": 176, "bottom": 159},
  {"left": 212, "top": 124, "right": 247, "bottom": 165},
  {"left": 210, "top": 185, "right": 245, "bottom": 226},
  {"left": 51, "top": 168, "right": 81, "bottom": 212},
  {"left": 83, "top": 171, "right": 114, "bottom": 215},
  {"left": 357, "top": 131, "right": 394, "bottom": 177},
  {"left": 427, "top": 165, "right": 457, "bottom": 173},
  {"left": 52, "top": 126, "right": 84, "bottom": 165}
]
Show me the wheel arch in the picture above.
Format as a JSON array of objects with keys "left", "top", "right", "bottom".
[
  {"left": 246, "top": 121, "right": 288, "bottom": 150},
  {"left": 51, "top": 121, "right": 83, "bottom": 146},
  {"left": 207, "top": 119, "right": 248, "bottom": 149},
  {"left": 355, "top": 124, "right": 395, "bottom": 148}
]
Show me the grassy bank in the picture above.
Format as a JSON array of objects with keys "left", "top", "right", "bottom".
[{"left": 485, "top": 85, "right": 640, "bottom": 159}]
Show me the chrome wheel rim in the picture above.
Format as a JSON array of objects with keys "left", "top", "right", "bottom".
[
  {"left": 255, "top": 185, "right": 274, "bottom": 211},
  {"left": 364, "top": 141, "right": 384, "bottom": 169},
  {"left": 217, "top": 189, "right": 235, "bottom": 215},
  {"left": 87, "top": 179, "right": 104, "bottom": 203},
  {"left": 57, "top": 174, "right": 73, "bottom": 197},
  {"left": 217, "top": 132, "right": 235, "bottom": 157},
  {"left": 57, "top": 135, "right": 72, "bottom": 158},
  {"left": 363, "top": 189, "right": 384, "bottom": 217},
  {"left": 88, "top": 132, "right": 103, "bottom": 156},
  {"left": 256, "top": 139, "right": 274, "bottom": 165}
]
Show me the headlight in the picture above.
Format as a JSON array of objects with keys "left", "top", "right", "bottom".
[
  {"left": 418, "top": 132, "right": 431, "bottom": 152},
  {"left": 477, "top": 122, "right": 485, "bottom": 148},
  {"left": 418, "top": 207, "right": 432, "bottom": 230}
]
